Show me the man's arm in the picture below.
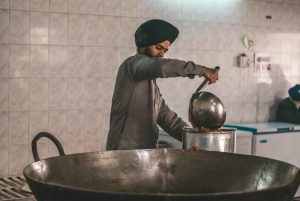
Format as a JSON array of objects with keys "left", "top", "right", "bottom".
[
  {"left": 130, "top": 55, "right": 211, "bottom": 83},
  {"left": 157, "top": 97, "right": 189, "bottom": 141}
]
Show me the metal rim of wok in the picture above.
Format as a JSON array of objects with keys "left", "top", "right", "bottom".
[{"left": 23, "top": 133, "right": 300, "bottom": 201}]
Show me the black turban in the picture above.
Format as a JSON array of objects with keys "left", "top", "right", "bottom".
[{"left": 134, "top": 19, "right": 179, "bottom": 48}]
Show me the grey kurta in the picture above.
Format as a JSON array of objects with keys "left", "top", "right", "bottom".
[{"left": 106, "top": 53, "right": 205, "bottom": 150}]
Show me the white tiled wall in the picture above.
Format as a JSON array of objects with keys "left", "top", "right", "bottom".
[{"left": 0, "top": 0, "right": 300, "bottom": 176}]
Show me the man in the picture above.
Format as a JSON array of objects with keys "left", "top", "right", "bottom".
[
  {"left": 106, "top": 19, "right": 219, "bottom": 150},
  {"left": 277, "top": 84, "right": 300, "bottom": 124}
]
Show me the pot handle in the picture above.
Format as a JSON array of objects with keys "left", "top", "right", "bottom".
[
  {"left": 194, "top": 66, "right": 220, "bottom": 94},
  {"left": 32, "top": 132, "right": 65, "bottom": 162}
]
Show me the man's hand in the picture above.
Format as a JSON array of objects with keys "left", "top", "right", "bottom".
[{"left": 203, "top": 67, "right": 219, "bottom": 84}]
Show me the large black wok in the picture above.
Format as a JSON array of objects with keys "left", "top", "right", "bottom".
[{"left": 24, "top": 132, "right": 300, "bottom": 201}]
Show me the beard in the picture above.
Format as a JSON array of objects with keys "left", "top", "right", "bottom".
[{"left": 144, "top": 46, "right": 153, "bottom": 58}]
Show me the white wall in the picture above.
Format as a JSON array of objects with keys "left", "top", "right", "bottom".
[{"left": 0, "top": 0, "right": 300, "bottom": 176}]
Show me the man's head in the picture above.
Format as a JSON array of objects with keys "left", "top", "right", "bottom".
[
  {"left": 289, "top": 84, "right": 300, "bottom": 103},
  {"left": 135, "top": 19, "right": 179, "bottom": 58}
]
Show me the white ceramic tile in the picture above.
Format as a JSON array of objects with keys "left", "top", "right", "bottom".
[
  {"left": 10, "top": 10, "right": 29, "bottom": 44},
  {"left": 182, "top": 0, "right": 195, "bottom": 21},
  {"left": 87, "top": 0, "right": 104, "bottom": 15},
  {"left": 102, "top": 78, "right": 115, "bottom": 107},
  {"left": 180, "top": 21, "right": 195, "bottom": 49},
  {"left": 9, "top": 111, "right": 28, "bottom": 144},
  {"left": 86, "top": 15, "right": 104, "bottom": 46},
  {"left": 167, "top": 0, "right": 181, "bottom": 20},
  {"left": 247, "top": 26, "right": 259, "bottom": 52},
  {"left": 104, "top": 16, "right": 120, "bottom": 46},
  {"left": 292, "top": 29, "right": 300, "bottom": 53},
  {"left": 242, "top": 103, "right": 257, "bottom": 123},
  {"left": 102, "top": 107, "right": 110, "bottom": 138},
  {"left": 0, "top": 44, "right": 9, "bottom": 77},
  {"left": 68, "top": 78, "right": 85, "bottom": 109},
  {"left": 137, "top": 0, "right": 152, "bottom": 18},
  {"left": 248, "top": 0, "right": 260, "bottom": 26},
  {"left": 0, "top": 0, "right": 9, "bottom": 9},
  {"left": 234, "top": 25, "right": 248, "bottom": 51},
  {"left": 234, "top": 0, "right": 248, "bottom": 25},
  {"left": 29, "top": 78, "right": 48, "bottom": 110},
  {"left": 282, "top": 29, "right": 292, "bottom": 53},
  {"left": 164, "top": 48, "right": 180, "bottom": 59},
  {"left": 84, "top": 139, "right": 102, "bottom": 152},
  {"left": 291, "top": 53, "right": 300, "bottom": 77},
  {"left": 260, "top": 2, "right": 271, "bottom": 27},
  {"left": 49, "top": 78, "right": 67, "bottom": 109},
  {"left": 30, "top": 45, "right": 49, "bottom": 77},
  {"left": 9, "top": 144, "right": 28, "bottom": 176},
  {"left": 195, "top": 22, "right": 209, "bottom": 50},
  {"left": 67, "top": 110, "right": 85, "bottom": 141},
  {"left": 50, "top": 13, "right": 68, "bottom": 45},
  {"left": 31, "top": 0, "right": 49, "bottom": 11},
  {"left": 242, "top": 77, "right": 259, "bottom": 103},
  {"left": 30, "top": 12, "right": 49, "bottom": 44},
  {"left": 10, "top": 45, "right": 29, "bottom": 77},
  {"left": 0, "top": 79, "right": 8, "bottom": 111},
  {"left": 223, "top": 103, "right": 242, "bottom": 124},
  {"left": 181, "top": 49, "right": 195, "bottom": 62},
  {"left": 29, "top": 111, "right": 48, "bottom": 143},
  {"left": 281, "top": 4, "right": 293, "bottom": 29},
  {"left": 69, "top": 0, "right": 86, "bottom": 14},
  {"left": 269, "top": 28, "right": 282, "bottom": 52},
  {"left": 195, "top": 0, "right": 210, "bottom": 22},
  {"left": 281, "top": 53, "right": 292, "bottom": 77},
  {"left": 50, "top": 0, "right": 68, "bottom": 13},
  {"left": 104, "top": 0, "right": 120, "bottom": 15},
  {"left": 257, "top": 27, "right": 270, "bottom": 52},
  {"left": 257, "top": 77, "right": 274, "bottom": 102},
  {"left": 121, "top": 0, "right": 136, "bottom": 17},
  {"left": 293, "top": 5, "right": 300, "bottom": 29},
  {"left": 49, "top": 46, "right": 68, "bottom": 77},
  {"left": 67, "top": 46, "right": 86, "bottom": 77},
  {"left": 207, "top": 0, "right": 223, "bottom": 23},
  {"left": 271, "top": 3, "right": 282, "bottom": 28},
  {"left": 0, "top": 145, "right": 8, "bottom": 177},
  {"left": 207, "top": 23, "right": 222, "bottom": 50},
  {"left": 85, "top": 109, "right": 102, "bottom": 140},
  {"left": 65, "top": 140, "right": 84, "bottom": 154},
  {"left": 222, "top": 24, "right": 235, "bottom": 51},
  {"left": 68, "top": 14, "right": 86, "bottom": 45},
  {"left": 257, "top": 102, "right": 273, "bottom": 122},
  {"left": 49, "top": 110, "right": 67, "bottom": 142},
  {"left": 10, "top": 0, "right": 29, "bottom": 10},
  {"left": 0, "top": 112, "right": 8, "bottom": 145},
  {"left": 102, "top": 47, "right": 119, "bottom": 77},
  {"left": 9, "top": 78, "right": 29, "bottom": 111},
  {"left": 152, "top": 0, "right": 168, "bottom": 19},
  {"left": 120, "top": 17, "right": 136, "bottom": 47},
  {"left": 86, "top": 78, "right": 102, "bottom": 108},
  {"left": 0, "top": 10, "right": 9, "bottom": 43},
  {"left": 120, "top": 47, "right": 136, "bottom": 61},
  {"left": 86, "top": 47, "right": 103, "bottom": 77}
]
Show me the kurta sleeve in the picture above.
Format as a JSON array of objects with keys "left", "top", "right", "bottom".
[
  {"left": 157, "top": 97, "right": 189, "bottom": 141},
  {"left": 131, "top": 55, "right": 205, "bottom": 83}
]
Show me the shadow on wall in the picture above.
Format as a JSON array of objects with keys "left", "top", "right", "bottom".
[{"left": 265, "top": 64, "right": 290, "bottom": 121}]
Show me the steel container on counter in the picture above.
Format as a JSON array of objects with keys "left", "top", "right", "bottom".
[{"left": 182, "top": 127, "right": 236, "bottom": 153}]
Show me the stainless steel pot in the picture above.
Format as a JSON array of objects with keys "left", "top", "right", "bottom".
[{"left": 182, "top": 127, "right": 236, "bottom": 153}]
